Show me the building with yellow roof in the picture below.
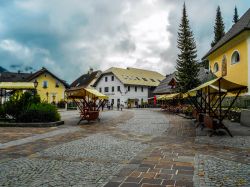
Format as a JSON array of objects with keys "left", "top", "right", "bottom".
[{"left": 93, "top": 67, "right": 165, "bottom": 107}]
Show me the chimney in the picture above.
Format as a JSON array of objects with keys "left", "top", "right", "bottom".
[{"left": 88, "top": 68, "right": 93, "bottom": 74}]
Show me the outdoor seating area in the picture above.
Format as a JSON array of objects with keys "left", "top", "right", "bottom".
[
  {"left": 158, "top": 77, "right": 248, "bottom": 137},
  {"left": 66, "top": 87, "right": 108, "bottom": 124}
]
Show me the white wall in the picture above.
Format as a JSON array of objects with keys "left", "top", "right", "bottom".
[{"left": 95, "top": 73, "right": 149, "bottom": 107}]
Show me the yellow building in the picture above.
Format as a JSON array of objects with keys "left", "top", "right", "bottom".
[
  {"left": 203, "top": 8, "right": 250, "bottom": 94},
  {"left": 27, "top": 67, "right": 68, "bottom": 103}
]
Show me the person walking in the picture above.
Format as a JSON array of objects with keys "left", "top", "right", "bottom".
[
  {"left": 107, "top": 101, "right": 111, "bottom": 110},
  {"left": 117, "top": 102, "right": 120, "bottom": 110},
  {"left": 120, "top": 102, "right": 123, "bottom": 111}
]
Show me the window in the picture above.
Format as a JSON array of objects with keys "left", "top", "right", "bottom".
[
  {"left": 43, "top": 81, "right": 48, "bottom": 88},
  {"left": 99, "top": 87, "right": 102, "bottom": 93},
  {"left": 231, "top": 51, "right": 240, "bottom": 64},
  {"left": 213, "top": 63, "right": 219, "bottom": 73},
  {"left": 127, "top": 86, "right": 130, "bottom": 91},
  {"left": 104, "top": 87, "right": 109, "bottom": 92},
  {"left": 105, "top": 77, "right": 108, "bottom": 82},
  {"left": 117, "top": 86, "right": 120, "bottom": 91},
  {"left": 55, "top": 81, "right": 59, "bottom": 88},
  {"left": 111, "top": 76, "right": 114, "bottom": 81},
  {"left": 150, "top": 79, "right": 155, "bottom": 82},
  {"left": 112, "top": 86, "right": 114, "bottom": 92},
  {"left": 135, "top": 86, "right": 137, "bottom": 92},
  {"left": 141, "top": 87, "right": 144, "bottom": 92},
  {"left": 142, "top": 78, "right": 147, "bottom": 81},
  {"left": 136, "top": 77, "right": 140, "bottom": 80}
]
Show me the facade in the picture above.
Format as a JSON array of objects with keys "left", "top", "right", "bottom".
[
  {"left": 154, "top": 67, "right": 215, "bottom": 95},
  {"left": 153, "top": 72, "right": 177, "bottom": 95},
  {"left": 203, "top": 8, "right": 250, "bottom": 94},
  {"left": 26, "top": 67, "right": 68, "bottom": 103},
  {"left": 93, "top": 67, "right": 165, "bottom": 107},
  {"left": 0, "top": 67, "right": 68, "bottom": 103}
]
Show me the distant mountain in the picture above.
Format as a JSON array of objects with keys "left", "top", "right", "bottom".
[{"left": 0, "top": 66, "right": 8, "bottom": 72}]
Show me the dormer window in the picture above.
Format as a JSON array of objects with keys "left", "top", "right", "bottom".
[
  {"left": 56, "top": 81, "right": 59, "bottom": 88},
  {"left": 231, "top": 51, "right": 240, "bottom": 64},
  {"left": 43, "top": 81, "right": 48, "bottom": 88},
  {"left": 213, "top": 63, "right": 219, "bottom": 73}
]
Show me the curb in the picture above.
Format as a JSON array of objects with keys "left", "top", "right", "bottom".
[{"left": 0, "top": 121, "right": 64, "bottom": 127}]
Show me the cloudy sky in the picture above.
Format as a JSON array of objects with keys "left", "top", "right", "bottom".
[{"left": 0, "top": 0, "right": 249, "bottom": 83}]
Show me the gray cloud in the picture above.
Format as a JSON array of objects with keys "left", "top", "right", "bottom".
[{"left": 0, "top": 0, "right": 249, "bottom": 82}]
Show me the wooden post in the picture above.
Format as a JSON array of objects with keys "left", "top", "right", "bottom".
[
  {"left": 219, "top": 79, "right": 222, "bottom": 123},
  {"left": 208, "top": 87, "right": 210, "bottom": 115}
]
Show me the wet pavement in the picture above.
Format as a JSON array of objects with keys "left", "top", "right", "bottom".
[{"left": 0, "top": 109, "right": 249, "bottom": 187}]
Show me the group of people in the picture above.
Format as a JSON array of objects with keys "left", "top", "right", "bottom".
[{"left": 102, "top": 101, "right": 124, "bottom": 111}]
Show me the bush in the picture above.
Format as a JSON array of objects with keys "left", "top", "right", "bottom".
[
  {"left": 0, "top": 105, "right": 6, "bottom": 118},
  {"left": 18, "top": 103, "right": 60, "bottom": 122},
  {"left": 2, "top": 92, "right": 60, "bottom": 123},
  {"left": 4, "top": 92, "right": 40, "bottom": 120}
]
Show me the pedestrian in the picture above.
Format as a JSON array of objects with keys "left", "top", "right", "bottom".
[
  {"left": 120, "top": 102, "right": 123, "bottom": 111},
  {"left": 107, "top": 101, "right": 111, "bottom": 110},
  {"left": 111, "top": 102, "right": 114, "bottom": 110},
  {"left": 117, "top": 102, "right": 120, "bottom": 110},
  {"left": 101, "top": 102, "right": 104, "bottom": 111}
]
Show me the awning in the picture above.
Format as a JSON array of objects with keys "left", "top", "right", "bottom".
[
  {"left": 66, "top": 86, "right": 108, "bottom": 99},
  {"left": 158, "top": 93, "right": 180, "bottom": 100},
  {"left": 187, "top": 77, "right": 247, "bottom": 96},
  {"left": 0, "top": 82, "right": 35, "bottom": 89}
]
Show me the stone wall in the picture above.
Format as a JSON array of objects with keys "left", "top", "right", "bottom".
[{"left": 240, "top": 109, "right": 250, "bottom": 126}]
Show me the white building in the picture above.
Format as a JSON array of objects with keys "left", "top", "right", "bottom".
[{"left": 93, "top": 67, "right": 165, "bottom": 107}]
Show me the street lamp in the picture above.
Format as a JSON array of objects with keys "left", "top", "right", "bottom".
[
  {"left": 46, "top": 92, "right": 49, "bottom": 102},
  {"left": 34, "top": 80, "right": 38, "bottom": 95}
]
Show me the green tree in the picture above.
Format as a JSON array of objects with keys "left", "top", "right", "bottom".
[
  {"left": 211, "top": 6, "right": 225, "bottom": 47},
  {"left": 176, "top": 3, "right": 200, "bottom": 92},
  {"left": 233, "top": 6, "right": 239, "bottom": 24}
]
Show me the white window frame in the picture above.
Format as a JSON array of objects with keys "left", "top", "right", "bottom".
[
  {"left": 213, "top": 62, "right": 219, "bottom": 73},
  {"left": 231, "top": 50, "right": 240, "bottom": 65}
]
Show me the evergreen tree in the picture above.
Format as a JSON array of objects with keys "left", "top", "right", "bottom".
[
  {"left": 233, "top": 6, "right": 239, "bottom": 24},
  {"left": 211, "top": 6, "right": 225, "bottom": 47},
  {"left": 176, "top": 3, "right": 200, "bottom": 92}
]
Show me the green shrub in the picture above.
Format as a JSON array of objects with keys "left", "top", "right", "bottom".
[
  {"left": 4, "top": 92, "right": 41, "bottom": 120},
  {"left": 18, "top": 103, "right": 60, "bottom": 122},
  {"left": 2, "top": 92, "right": 60, "bottom": 123},
  {"left": 0, "top": 105, "right": 6, "bottom": 118}
]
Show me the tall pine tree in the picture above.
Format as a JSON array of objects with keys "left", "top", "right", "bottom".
[
  {"left": 211, "top": 6, "right": 225, "bottom": 47},
  {"left": 176, "top": 3, "right": 200, "bottom": 92},
  {"left": 233, "top": 6, "right": 239, "bottom": 23}
]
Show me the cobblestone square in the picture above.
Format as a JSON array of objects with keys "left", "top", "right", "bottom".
[{"left": 0, "top": 109, "right": 249, "bottom": 187}]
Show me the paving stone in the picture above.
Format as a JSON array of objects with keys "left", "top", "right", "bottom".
[
  {"left": 120, "top": 182, "right": 140, "bottom": 187},
  {"left": 194, "top": 154, "right": 250, "bottom": 187},
  {"left": 40, "top": 133, "right": 149, "bottom": 162},
  {"left": 140, "top": 178, "right": 162, "bottom": 185},
  {"left": 141, "top": 172, "right": 156, "bottom": 179},
  {"left": 195, "top": 136, "right": 250, "bottom": 149},
  {"left": 104, "top": 182, "right": 121, "bottom": 187},
  {"left": 124, "top": 177, "right": 142, "bottom": 183},
  {"left": 0, "top": 158, "right": 122, "bottom": 187}
]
